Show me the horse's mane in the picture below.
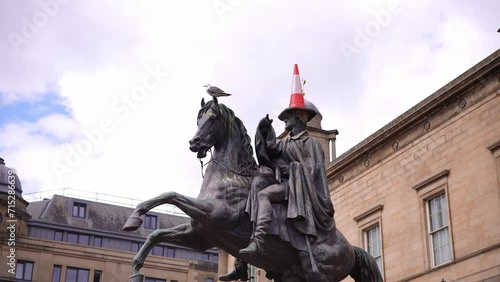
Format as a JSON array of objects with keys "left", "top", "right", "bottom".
[{"left": 198, "top": 100, "right": 258, "bottom": 176}]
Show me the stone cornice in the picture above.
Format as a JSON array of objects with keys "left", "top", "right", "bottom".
[
  {"left": 307, "top": 127, "right": 339, "bottom": 137},
  {"left": 412, "top": 170, "right": 450, "bottom": 191},
  {"left": 327, "top": 49, "right": 500, "bottom": 183},
  {"left": 353, "top": 204, "right": 384, "bottom": 222},
  {"left": 487, "top": 140, "right": 500, "bottom": 152}
]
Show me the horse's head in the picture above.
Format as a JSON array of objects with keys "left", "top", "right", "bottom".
[{"left": 189, "top": 97, "right": 226, "bottom": 158}]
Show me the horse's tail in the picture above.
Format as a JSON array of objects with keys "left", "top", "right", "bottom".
[{"left": 349, "top": 246, "right": 383, "bottom": 282}]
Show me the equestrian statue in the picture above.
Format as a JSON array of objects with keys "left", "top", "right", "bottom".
[{"left": 123, "top": 65, "right": 383, "bottom": 282}]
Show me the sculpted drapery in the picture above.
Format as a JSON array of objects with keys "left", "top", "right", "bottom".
[{"left": 245, "top": 119, "right": 335, "bottom": 251}]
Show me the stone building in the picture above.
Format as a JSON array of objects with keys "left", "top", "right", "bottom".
[
  {"left": 0, "top": 159, "right": 219, "bottom": 282},
  {"left": 330, "top": 49, "right": 499, "bottom": 281},
  {"left": 219, "top": 49, "right": 499, "bottom": 281}
]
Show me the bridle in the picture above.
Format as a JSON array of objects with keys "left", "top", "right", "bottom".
[
  {"left": 198, "top": 149, "right": 254, "bottom": 178},
  {"left": 196, "top": 102, "right": 255, "bottom": 179}
]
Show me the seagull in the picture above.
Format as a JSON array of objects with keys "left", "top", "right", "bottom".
[{"left": 203, "top": 84, "right": 232, "bottom": 97}]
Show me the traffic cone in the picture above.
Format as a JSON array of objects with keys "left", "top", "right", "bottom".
[
  {"left": 279, "top": 64, "right": 316, "bottom": 121},
  {"left": 289, "top": 64, "right": 306, "bottom": 108}
]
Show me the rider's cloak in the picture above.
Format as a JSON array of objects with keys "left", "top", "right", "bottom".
[{"left": 246, "top": 120, "right": 335, "bottom": 251}]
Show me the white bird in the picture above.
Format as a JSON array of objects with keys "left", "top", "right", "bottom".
[{"left": 203, "top": 84, "right": 232, "bottom": 97}]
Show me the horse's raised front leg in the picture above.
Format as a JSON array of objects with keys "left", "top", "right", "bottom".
[
  {"left": 167, "top": 192, "right": 215, "bottom": 222},
  {"left": 130, "top": 223, "right": 212, "bottom": 282},
  {"left": 123, "top": 192, "right": 176, "bottom": 231},
  {"left": 123, "top": 192, "right": 214, "bottom": 231}
]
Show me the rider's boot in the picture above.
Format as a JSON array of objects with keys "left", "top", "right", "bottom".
[
  {"left": 239, "top": 199, "right": 272, "bottom": 255},
  {"left": 219, "top": 260, "right": 249, "bottom": 281}
]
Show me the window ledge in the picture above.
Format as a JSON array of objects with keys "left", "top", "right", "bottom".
[
  {"left": 487, "top": 140, "right": 500, "bottom": 152},
  {"left": 353, "top": 204, "right": 384, "bottom": 222}
]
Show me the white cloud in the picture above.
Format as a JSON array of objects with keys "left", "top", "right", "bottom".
[
  {"left": 330, "top": 7, "right": 500, "bottom": 155},
  {"left": 0, "top": 0, "right": 498, "bottom": 203}
]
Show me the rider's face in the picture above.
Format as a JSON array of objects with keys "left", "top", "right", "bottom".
[{"left": 284, "top": 115, "right": 300, "bottom": 131}]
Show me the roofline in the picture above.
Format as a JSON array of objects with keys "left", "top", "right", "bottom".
[
  {"left": 327, "top": 48, "right": 500, "bottom": 177},
  {"left": 29, "top": 192, "right": 188, "bottom": 218}
]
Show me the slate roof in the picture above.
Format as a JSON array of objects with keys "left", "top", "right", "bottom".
[
  {"left": 26, "top": 198, "right": 50, "bottom": 219},
  {"left": 27, "top": 194, "right": 190, "bottom": 237}
]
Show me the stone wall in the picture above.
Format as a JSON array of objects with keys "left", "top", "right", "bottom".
[{"left": 329, "top": 51, "right": 499, "bottom": 281}]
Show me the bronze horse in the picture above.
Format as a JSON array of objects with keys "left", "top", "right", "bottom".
[{"left": 123, "top": 97, "right": 382, "bottom": 282}]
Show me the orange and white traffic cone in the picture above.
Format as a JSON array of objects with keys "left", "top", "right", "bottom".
[
  {"left": 279, "top": 64, "right": 316, "bottom": 121},
  {"left": 289, "top": 64, "right": 306, "bottom": 108}
]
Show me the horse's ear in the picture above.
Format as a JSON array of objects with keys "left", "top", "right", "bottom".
[
  {"left": 213, "top": 96, "right": 218, "bottom": 105},
  {"left": 201, "top": 98, "right": 205, "bottom": 107}
]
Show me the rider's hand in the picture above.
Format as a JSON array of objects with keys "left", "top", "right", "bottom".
[
  {"left": 259, "top": 114, "right": 273, "bottom": 128},
  {"left": 265, "top": 114, "right": 273, "bottom": 124}
]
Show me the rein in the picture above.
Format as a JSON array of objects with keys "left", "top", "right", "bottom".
[{"left": 199, "top": 149, "right": 254, "bottom": 178}]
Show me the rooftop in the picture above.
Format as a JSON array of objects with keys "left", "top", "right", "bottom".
[
  {"left": 27, "top": 192, "right": 189, "bottom": 237},
  {"left": 24, "top": 187, "right": 186, "bottom": 216}
]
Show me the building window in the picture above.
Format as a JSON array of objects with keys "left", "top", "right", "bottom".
[
  {"left": 353, "top": 204, "right": 384, "bottom": 278},
  {"left": 145, "top": 278, "right": 166, "bottom": 282},
  {"left": 131, "top": 242, "right": 140, "bottom": 253},
  {"left": 67, "top": 232, "right": 78, "bottom": 243},
  {"left": 54, "top": 230, "right": 64, "bottom": 241},
  {"left": 365, "top": 225, "right": 383, "bottom": 273},
  {"left": 52, "top": 265, "right": 62, "bottom": 282},
  {"left": 93, "top": 236, "right": 102, "bottom": 247},
  {"left": 15, "top": 260, "right": 34, "bottom": 281},
  {"left": 152, "top": 245, "right": 163, "bottom": 256},
  {"left": 93, "top": 270, "right": 102, "bottom": 282},
  {"left": 414, "top": 170, "right": 453, "bottom": 269},
  {"left": 79, "top": 234, "right": 90, "bottom": 245},
  {"left": 66, "top": 267, "right": 89, "bottom": 282},
  {"left": 166, "top": 247, "right": 175, "bottom": 258},
  {"left": 427, "top": 193, "right": 452, "bottom": 266},
  {"left": 487, "top": 141, "right": 500, "bottom": 188},
  {"left": 72, "top": 202, "right": 87, "bottom": 218},
  {"left": 207, "top": 278, "right": 214, "bottom": 282},
  {"left": 144, "top": 214, "right": 157, "bottom": 229},
  {"left": 67, "top": 232, "right": 90, "bottom": 245},
  {"left": 202, "top": 252, "right": 210, "bottom": 261},
  {"left": 211, "top": 252, "right": 218, "bottom": 262}
]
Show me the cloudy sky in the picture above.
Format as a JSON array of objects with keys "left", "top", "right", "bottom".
[{"left": 1, "top": 1, "right": 499, "bottom": 206}]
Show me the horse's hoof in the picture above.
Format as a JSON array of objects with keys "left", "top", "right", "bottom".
[
  {"left": 129, "top": 273, "right": 144, "bottom": 282},
  {"left": 123, "top": 216, "right": 143, "bottom": 231}
]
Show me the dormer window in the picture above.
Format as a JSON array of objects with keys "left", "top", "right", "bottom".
[
  {"left": 72, "top": 202, "right": 87, "bottom": 218},
  {"left": 144, "top": 214, "right": 157, "bottom": 229}
]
